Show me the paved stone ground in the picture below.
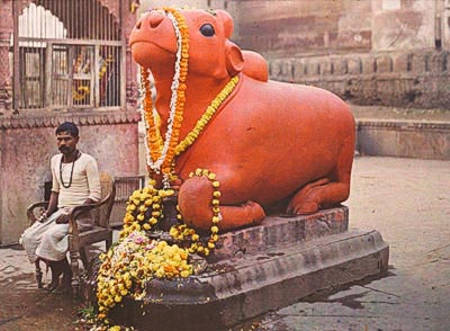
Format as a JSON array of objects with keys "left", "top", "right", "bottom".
[
  {"left": 0, "top": 156, "right": 449, "bottom": 331},
  {"left": 255, "top": 156, "right": 450, "bottom": 331}
]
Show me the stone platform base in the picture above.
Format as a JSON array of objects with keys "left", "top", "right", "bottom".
[{"left": 89, "top": 206, "right": 389, "bottom": 329}]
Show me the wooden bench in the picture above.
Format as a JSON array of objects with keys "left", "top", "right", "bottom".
[{"left": 26, "top": 172, "right": 116, "bottom": 295}]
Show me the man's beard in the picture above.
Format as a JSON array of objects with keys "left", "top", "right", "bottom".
[{"left": 59, "top": 147, "right": 73, "bottom": 153}]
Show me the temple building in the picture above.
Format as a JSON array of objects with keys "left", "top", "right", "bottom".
[{"left": 0, "top": 0, "right": 140, "bottom": 246}]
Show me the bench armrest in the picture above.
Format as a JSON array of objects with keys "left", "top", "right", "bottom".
[{"left": 68, "top": 194, "right": 113, "bottom": 235}]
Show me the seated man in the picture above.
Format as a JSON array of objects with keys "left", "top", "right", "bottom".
[{"left": 20, "top": 122, "right": 101, "bottom": 292}]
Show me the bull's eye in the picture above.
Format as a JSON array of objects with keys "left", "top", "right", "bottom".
[{"left": 200, "top": 23, "right": 215, "bottom": 37}]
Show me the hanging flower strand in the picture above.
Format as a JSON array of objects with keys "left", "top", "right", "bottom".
[
  {"left": 140, "top": 7, "right": 190, "bottom": 186},
  {"left": 141, "top": 67, "right": 163, "bottom": 164}
]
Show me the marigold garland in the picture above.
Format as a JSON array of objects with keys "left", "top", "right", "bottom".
[
  {"left": 169, "top": 169, "right": 222, "bottom": 256},
  {"left": 95, "top": 170, "right": 221, "bottom": 324},
  {"left": 141, "top": 68, "right": 163, "bottom": 163},
  {"left": 95, "top": 7, "right": 231, "bottom": 328},
  {"left": 140, "top": 7, "right": 190, "bottom": 186},
  {"left": 174, "top": 76, "right": 239, "bottom": 156}
]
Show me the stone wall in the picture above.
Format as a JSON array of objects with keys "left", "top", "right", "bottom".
[
  {"left": 269, "top": 50, "right": 450, "bottom": 109},
  {"left": 232, "top": 0, "right": 440, "bottom": 58},
  {"left": 233, "top": 0, "right": 372, "bottom": 58},
  {"left": 357, "top": 120, "right": 450, "bottom": 160}
]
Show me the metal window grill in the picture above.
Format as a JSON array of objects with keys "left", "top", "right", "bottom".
[{"left": 12, "top": 0, "right": 124, "bottom": 111}]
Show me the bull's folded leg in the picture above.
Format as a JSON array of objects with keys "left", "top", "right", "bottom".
[
  {"left": 287, "top": 135, "right": 353, "bottom": 215},
  {"left": 287, "top": 178, "right": 330, "bottom": 214},
  {"left": 214, "top": 201, "right": 265, "bottom": 231},
  {"left": 287, "top": 180, "right": 350, "bottom": 214},
  {"left": 178, "top": 176, "right": 266, "bottom": 231}
]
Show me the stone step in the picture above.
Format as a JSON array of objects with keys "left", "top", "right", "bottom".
[{"left": 108, "top": 228, "right": 389, "bottom": 330}]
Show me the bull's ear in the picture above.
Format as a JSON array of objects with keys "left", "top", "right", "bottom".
[
  {"left": 216, "top": 10, "right": 233, "bottom": 38},
  {"left": 225, "top": 41, "right": 244, "bottom": 76}
]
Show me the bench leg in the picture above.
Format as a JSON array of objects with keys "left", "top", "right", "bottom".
[
  {"left": 106, "top": 232, "right": 113, "bottom": 250},
  {"left": 69, "top": 235, "right": 80, "bottom": 297},
  {"left": 35, "top": 259, "right": 43, "bottom": 288},
  {"left": 80, "top": 247, "right": 89, "bottom": 270}
]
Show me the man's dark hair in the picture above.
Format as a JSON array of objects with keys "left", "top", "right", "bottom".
[{"left": 55, "top": 122, "right": 79, "bottom": 137}]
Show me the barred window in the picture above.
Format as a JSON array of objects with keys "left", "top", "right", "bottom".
[{"left": 13, "top": 0, "right": 124, "bottom": 111}]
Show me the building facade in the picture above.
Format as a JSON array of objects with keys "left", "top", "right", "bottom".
[
  {"left": 0, "top": 0, "right": 140, "bottom": 245},
  {"left": 143, "top": 0, "right": 450, "bottom": 109}
]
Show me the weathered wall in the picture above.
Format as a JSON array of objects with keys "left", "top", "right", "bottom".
[
  {"left": 269, "top": 50, "right": 450, "bottom": 109},
  {"left": 0, "top": 113, "right": 140, "bottom": 245},
  {"left": 371, "top": 0, "right": 436, "bottom": 52},
  {"left": 232, "top": 0, "right": 439, "bottom": 58},
  {"left": 233, "top": 0, "right": 372, "bottom": 59}
]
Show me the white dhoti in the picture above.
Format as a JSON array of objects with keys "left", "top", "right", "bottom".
[{"left": 20, "top": 209, "right": 92, "bottom": 263}]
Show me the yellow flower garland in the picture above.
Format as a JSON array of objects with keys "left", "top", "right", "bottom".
[
  {"left": 119, "top": 180, "right": 175, "bottom": 239},
  {"left": 96, "top": 169, "right": 221, "bottom": 323},
  {"left": 169, "top": 169, "right": 221, "bottom": 256},
  {"left": 141, "top": 68, "right": 163, "bottom": 163},
  {"left": 174, "top": 76, "right": 239, "bottom": 156},
  {"left": 141, "top": 7, "right": 189, "bottom": 178},
  {"left": 95, "top": 6, "right": 236, "bottom": 327}
]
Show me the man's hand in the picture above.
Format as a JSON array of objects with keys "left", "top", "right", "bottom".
[
  {"left": 55, "top": 214, "right": 70, "bottom": 224},
  {"left": 55, "top": 207, "right": 72, "bottom": 224},
  {"left": 37, "top": 210, "right": 48, "bottom": 223}
]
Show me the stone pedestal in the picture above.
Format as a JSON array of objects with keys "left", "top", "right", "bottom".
[{"left": 85, "top": 206, "right": 389, "bottom": 329}]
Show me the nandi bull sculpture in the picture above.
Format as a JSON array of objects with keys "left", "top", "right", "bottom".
[
  {"left": 88, "top": 9, "right": 388, "bottom": 329},
  {"left": 129, "top": 8, "right": 355, "bottom": 232}
]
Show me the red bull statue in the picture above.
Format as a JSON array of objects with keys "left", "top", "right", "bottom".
[{"left": 129, "top": 8, "right": 355, "bottom": 232}]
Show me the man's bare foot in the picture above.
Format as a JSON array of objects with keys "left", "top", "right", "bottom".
[{"left": 45, "top": 277, "right": 60, "bottom": 292}]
